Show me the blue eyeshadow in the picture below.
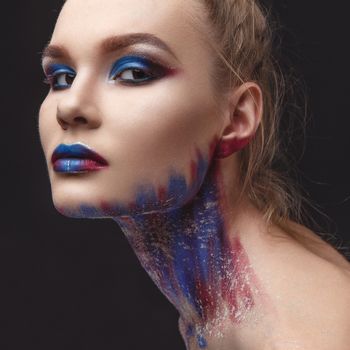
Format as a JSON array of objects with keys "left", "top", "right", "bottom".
[{"left": 46, "top": 63, "right": 75, "bottom": 76}]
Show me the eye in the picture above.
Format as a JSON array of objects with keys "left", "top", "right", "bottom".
[
  {"left": 109, "top": 55, "right": 167, "bottom": 85},
  {"left": 117, "top": 68, "right": 152, "bottom": 83},
  {"left": 43, "top": 64, "right": 76, "bottom": 91}
]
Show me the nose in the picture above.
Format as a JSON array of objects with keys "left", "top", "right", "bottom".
[{"left": 56, "top": 80, "right": 102, "bottom": 130}]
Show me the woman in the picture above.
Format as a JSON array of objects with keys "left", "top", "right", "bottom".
[{"left": 39, "top": 0, "right": 350, "bottom": 348}]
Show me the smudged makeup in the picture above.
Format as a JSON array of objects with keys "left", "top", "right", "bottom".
[
  {"left": 39, "top": 3, "right": 265, "bottom": 348},
  {"left": 41, "top": 47, "right": 261, "bottom": 348},
  {"left": 56, "top": 142, "right": 262, "bottom": 349}
]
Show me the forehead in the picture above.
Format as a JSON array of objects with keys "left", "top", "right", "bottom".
[{"left": 51, "top": 0, "right": 208, "bottom": 53}]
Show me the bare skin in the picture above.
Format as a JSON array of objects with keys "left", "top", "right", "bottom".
[
  {"left": 178, "top": 158, "right": 350, "bottom": 350},
  {"left": 38, "top": 0, "right": 350, "bottom": 349},
  {"left": 233, "top": 213, "right": 350, "bottom": 350}
]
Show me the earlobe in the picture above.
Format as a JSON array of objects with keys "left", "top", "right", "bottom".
[
  {"left": 214, "top": 136, "right": 252, "bottom": 159},
  {"left": 214, "top": 82, "right": 263, "bottom": 159}
]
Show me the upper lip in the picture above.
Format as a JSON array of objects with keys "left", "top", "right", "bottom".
[{"left": 51, "top": 142, "right": 108, "bottom": 165}]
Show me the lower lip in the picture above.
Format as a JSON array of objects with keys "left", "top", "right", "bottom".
[{"left": 53, "top": 158, "right": 108, "bottom": 173}]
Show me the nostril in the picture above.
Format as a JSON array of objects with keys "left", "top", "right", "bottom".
[
  {"left": 57, "top": 116, "right": 69, "bottom": 130},
  {"left": 74, "top": 116, "right": 88, "bottom": 124}
]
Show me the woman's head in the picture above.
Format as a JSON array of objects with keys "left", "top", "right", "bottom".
[{"left": 39, "top": 0, "right": 297, "bottom": 224}]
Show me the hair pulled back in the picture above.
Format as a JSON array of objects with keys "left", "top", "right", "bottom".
[{"left": 196, "top": 0, "right": 305, "bottom": 229}]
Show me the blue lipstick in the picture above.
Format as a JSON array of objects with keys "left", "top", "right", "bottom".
[{"left": 51, "top": 143, "right": 108, "bottom": 173}]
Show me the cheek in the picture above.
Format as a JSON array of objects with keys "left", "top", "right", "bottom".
[
  {"left": 102, "top": 82, "right": 219, "bottom": 166},
  {"left": 49, "top": 81, "right": 221, "bottom": 218},
  {"left": 38, "top": 99, "right": 54, "bottom": 157},
  {"left": 58, "top": 93, "right": 219, "bottom": 219}
]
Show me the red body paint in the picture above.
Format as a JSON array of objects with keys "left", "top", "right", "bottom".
[{"left": 215, "top": 137, "right": 251, "bottom": 159}]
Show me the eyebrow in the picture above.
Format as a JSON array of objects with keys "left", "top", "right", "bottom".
[{"left": 41, "top": 32, "right": 179, "bottom": 63}]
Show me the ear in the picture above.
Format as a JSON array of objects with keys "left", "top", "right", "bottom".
[{"left": 215, "top": 82, "right": 263, "bottom": 159}]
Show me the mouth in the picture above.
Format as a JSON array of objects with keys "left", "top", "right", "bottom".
[{"left": 51, "top": 143, "right": 109, "bottom": 174}]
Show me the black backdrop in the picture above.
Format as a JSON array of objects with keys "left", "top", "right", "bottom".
[{"left": 0, "top": 1, "right": 349, "bottom": 349}]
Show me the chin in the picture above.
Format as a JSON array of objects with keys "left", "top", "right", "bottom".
[
  {"left": 50, "top": 175, "right": 203, "bottom": 219},
  {"left": 49, "top": 151, "right": 211, "bottom": 219},
  {"left": 52, "top": 194, "right": 105, "bottom": 219},
  {"left": 51, "top": 190, "right": 194, "bottom": 219},
  {"left": 50, "top": 180, "right": 115, "bottom": 218}
]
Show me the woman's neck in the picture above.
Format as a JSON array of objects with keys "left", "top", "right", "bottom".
[{"left": 113, "top": 156, "right": 272, "bottom": 349}]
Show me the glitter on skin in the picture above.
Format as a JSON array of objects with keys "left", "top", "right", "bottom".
[
  {"left": 197, "top": 334, "right": 208, "bottom": 348},
  {"left": 59, "top": 141, "right": 262, "bottom": 348}
]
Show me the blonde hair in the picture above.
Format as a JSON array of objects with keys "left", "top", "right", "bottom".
[{"left": 196, "top": 0, "right": 308, "bottom": 230}]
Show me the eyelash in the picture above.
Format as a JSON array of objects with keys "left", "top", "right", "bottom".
[
  {"left": 43, "top": 55, "right": 168, "bottom": 91},
  {"left": 43, "top": 70, "right": 75, "bottom": 91}
]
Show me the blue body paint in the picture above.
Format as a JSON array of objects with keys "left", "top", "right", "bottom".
[
  {"left": 58, "top": 147, "right": 257, "bottom": 349},
  {"left": 197, "top": 334, "right": 208, "bottom": 349}
]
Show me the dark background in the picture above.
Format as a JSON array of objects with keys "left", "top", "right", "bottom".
[{"left": 1, "top": 1, "right": 349, "bottom": 349}]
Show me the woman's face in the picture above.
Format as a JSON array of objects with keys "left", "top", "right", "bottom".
[{"left": 39, "top": 0, "right": 226, "bottom": 217}]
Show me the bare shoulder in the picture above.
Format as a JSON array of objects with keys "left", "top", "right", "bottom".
[
  {"left": 288, "top": 221, "right": 350, "bottom": 270},
  {"left": 266, "top": 220, "right": 350, "bottom": 275},
  {"left": 270, "top": 221, "right": 350, "bottom": 303},
  {"left": 258, "top": 222, "right": 350, "bottom": 349}
]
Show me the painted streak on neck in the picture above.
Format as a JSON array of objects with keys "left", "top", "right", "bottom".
[{"left": 114, "top": 147, "right": 261, "bottom": 347}]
